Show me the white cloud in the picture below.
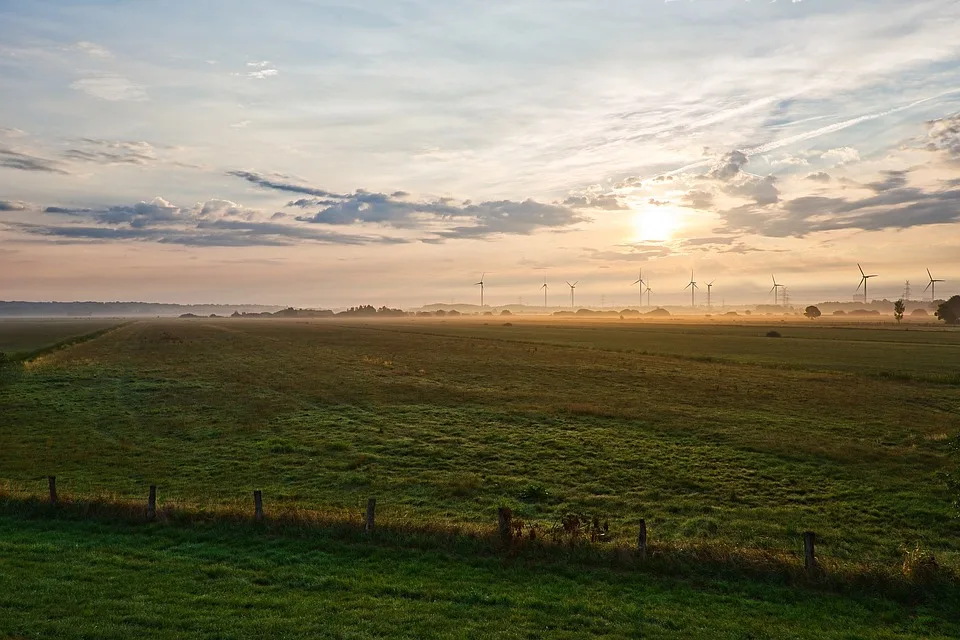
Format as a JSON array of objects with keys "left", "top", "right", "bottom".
[
  {"left": 74, "top": 41, "right": 112, "bottom": 59},
  {"left": 70, "top": 75, "right": 147, "bottom": 101},
  {"left": 821, "top": 147, "right": 861, "bottom": 167}
]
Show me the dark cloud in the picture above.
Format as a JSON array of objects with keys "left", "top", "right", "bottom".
[
  {"left": 730, "top": 174, "right": 780, "bottom": 206},
  {"left": 230, "top": 169, "right": 584, "bottom": 239},
  {"left": 563, "top": 194, "right": 628, "bottom": 210},
  {"left": 865, "top": 170, "right": 910, "bottom": 193},
  {"left": 681, "top": 190, "right": 714, "bottom": 210},
  {"left": 0, "top": 200, "right": 27, "bottom": 211},
  {"left": 229, "top": 170, "right": 349, "bottom": 199},
  {"left": 647, "top": 198, "right": 670, "bottom": 207},
  {"left": 717, "top": 186, "right": 960, "bottom": 237},
  {"left": 62, "top": 139, "right": 157, "bottom": 165},
  {"left": 12, "top": 196, "right": 410, "bottom": 247},
  {"left": 0, "top": 147, "right": 68, "bottom": 174},
  {"left": 707, "top": 150, "right": 748, "bottom": 181},
  {"left": 926, "top": 114, "right": 960, "bottom": 159},
  {"left": 805, "top": 171, "right": 832, "bottom": 183}
]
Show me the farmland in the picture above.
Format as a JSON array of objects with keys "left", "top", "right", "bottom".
[{"left": 2, "top": 316, "right": 959, "bottom": 637}]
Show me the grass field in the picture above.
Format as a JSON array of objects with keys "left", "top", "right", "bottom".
[
  {"left": 0, "top": 318, "right": 121, "bottom": 356},
  {"left": 2, "top": 316, "right": 959, "bottom": 637}
]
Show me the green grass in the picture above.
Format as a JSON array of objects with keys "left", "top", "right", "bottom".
[
  {"left": 0, "top": 318, "right": 121, "bottom": 356},
  {"left": 2, "top": 317, "right": 959, "bottom": 636},
  {"left": 1, "top": 511, "right": 957, "bottom": 639}
]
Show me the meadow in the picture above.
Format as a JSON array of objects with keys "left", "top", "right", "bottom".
[
  {"left": 0, "top": 318, "right": 121, "bottom": 356},
  {"left": 1, "top": 316, "right": 959, "bottom": 637}
]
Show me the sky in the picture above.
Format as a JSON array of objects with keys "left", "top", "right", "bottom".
[{"left": 1, "top": 0, "right": 960, "bottom": 309}]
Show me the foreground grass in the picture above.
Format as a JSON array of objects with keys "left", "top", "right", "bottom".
[
  {"left": 1, "top": 510, "right": 957, "bottom": 639},
  {"left": 2, "top": 319, "right": 958, "bottom": 569}
]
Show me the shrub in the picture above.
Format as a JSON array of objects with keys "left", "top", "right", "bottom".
[
  {"left": 935, "top": 295, "right": 960, "bottom": 325},
  {"left": 911, "top": 308, "right": 928, "bottom": 316},
  {"left": 766, "top": 330, "right": 781, "bottom": 338},
  {"left": 902, "top": 545, "right": 939, "bottom": 582},
  {"left": 500, "top": 310, "right": 512, "bottom": 316},
  {"left": 518, "top": 483, "right": 551, "bottom": 503}
]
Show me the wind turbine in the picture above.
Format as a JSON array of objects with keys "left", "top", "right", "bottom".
[
  {"left": 706, "top": 281, "right": 715, "bottom": 309},
  {"left": 632, "top": 271, "right": 646, "bottom": 307},
  {"left": 540, "top": 278, "right": 548, "bottom": 309},
  {"left": 924, "top": 268, "right": 944, "bottom": 302},
  {"left": 770, "top": 275, "right": 785, "bottom": 305},
  {"left": 475, "top": 273, "right": 485, "bottom": 308},
  {"left": 683, "top": 270, "right": 699, "bottom": 307},
  {"left": 645, "top": 280, "right": 652, "bottom": 307},
  {"left": 566, "top": 281, "right": 578, "bottom": 309},
  {"left": 856, "top": 264, "right": 877, "bottom": 304}
]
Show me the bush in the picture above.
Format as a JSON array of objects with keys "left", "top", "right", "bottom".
[
  {"left": 902, "top": 545, "right": 939, "bottom": 582},
  {"left": 766, "top": 330, "right": 781, "bottom": 338},
  {"left": 500, "top": 310, "right": 512, "bottom": 316},
  {"left": 935, "top": 295, "right": 960, "bottom": 325},
  {"left": 804, "top": 305, "right": 821, "bottom": 319},
  {"left": 833, "top": 310, "right": 846, "bottom": 316},
  {"left": 911, "top": 308, "right": 928, "bottom": 316},
  {"left": 518, "top": 484, "right": 551, "bottom": 503}
]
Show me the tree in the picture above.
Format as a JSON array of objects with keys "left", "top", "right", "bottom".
[
  {"left": 894, "top": 299, "right": 905, "bottom": 325},
  {"left": 804, "top": 305, "right": 821, "bottom": 319},
  {"left": 935, "top": 295, "right": 960, "bottom": 325}
]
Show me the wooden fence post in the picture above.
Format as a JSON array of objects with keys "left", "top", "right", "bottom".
[
  {"left": 364, "top": 498, "right": 376, "bottom": 533},
  {"left": 48, "top": 476, "right": 57, "bottom": 505},
  {"left": 497, "top": 507, "right": 512, "bottom": 545},
  {"left": 146, "top": 485, "right": 157, "bottom": 522},
  {"left": 637, "top": 519, "right": 648, "bottom": 560},
  {"left": 254, "top": 490, "right": 263, "bottom": 522},
  {"left": 803, "top": 531, "right": 817, "bottom": 575}
]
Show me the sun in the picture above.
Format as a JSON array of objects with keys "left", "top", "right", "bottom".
[{"left": 631, "top": 205, "right": 683, "bottom": 242}]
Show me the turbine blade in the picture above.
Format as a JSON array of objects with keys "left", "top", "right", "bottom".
[
  {"left": 858, "top": 264, "right": 865, "bottom": 277},
  {"left": 856, "top": 279, "right": 864, "bottom": 292},
  {"left": 927, "top": 268, "right": 933, "bottom": 280},
  {"left": 632, "top": 279, "right": 640, "bottom": 285},
  {"left": 924, "top": 281, "right": 932, "bottom": 292}
]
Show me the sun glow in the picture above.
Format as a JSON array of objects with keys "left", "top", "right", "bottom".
[{"left": 631, "top": 205, "right": 683, "bottom": 242}]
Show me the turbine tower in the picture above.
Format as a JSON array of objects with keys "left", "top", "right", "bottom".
[
  {"left": 475, "top": 273, "right": 485, "bottom": 308},
  {"left": 540, "top": 278, "right": 548, "bottom": 309},
  {"left": 925, "top": 268, "right": 944, "bottom": 302},
  {"left": 706, "top": 281, "right": 716, "bottom": 309},
  {"left": 856, "top": 264, "right": 877, "bottom": 305},
  {"left": 645, "top": 280, "right": 652, "bottom": 308},
  {"left": 683, "top": 270, "right": 699, "bottom": 307},
  {"left": 632, "top": 271, "right": 646, "bottom": 307},
  {"left": 566, "top": 281, "right": 578, "bottom": 309},
  {"left": 770, "top": 275, "right": 785, "bottom": 306}
]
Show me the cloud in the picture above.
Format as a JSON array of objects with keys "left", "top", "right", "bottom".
[
  {"left": 70, "top": 75, "right": 147, "bottom": 101},
  {"left": 717, "top": 185, "right": 960, "bottom": 237},
  {"left": 805, "top": 171, "right": 832, "bottom": 182},
  {"left": 62, "top": 139, "right": 158, "bottom": 165},
  {"left": 0, "top": 200, "right": 27, "bottom": 211},
  {"left": 822, "top": 146, "right": 860, "bottom": 166},
  {"left": 865, "top": 170, "right": 910, "bottom": 193},
  {"left": 581, "top": 243, "right": 672, "bottom": 262},
  {"left": 703, "top": 150, "right": 780, "bottom": 205},
  {"left": 229, "top": 170, "right": 349, "bottom": 199},
  {"left": 9, "top": 196, "right": 409, "bottom": 247},
  {"left": 647, "top": 198, "right": 670, "bottom": 207},
  {"left": 707, "top": 150, "right": 749, "bottom": 181},
  {"left": 74, "top": 41, "right": 111, "bottom": 59},
  {"left": 681, "top": 190, "right": 714, "bottom": 210},
  {"left": 232, "top": 169, "right": 585, "bottom": 239},
  {"left": 926, "top": 114, "right": 960, "bottom": 160},
  {"left": 563, "top": 194, "right": 628, "bottom": 210},
  {"left": 0, "top": 147, "right": 68, "bottom": 174}
]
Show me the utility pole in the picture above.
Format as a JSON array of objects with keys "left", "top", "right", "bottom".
[{"left": 903, "top": 280, "right": 911, "bottom": 302}]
